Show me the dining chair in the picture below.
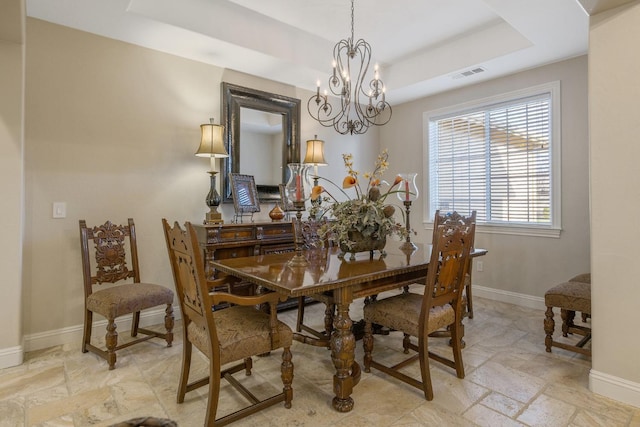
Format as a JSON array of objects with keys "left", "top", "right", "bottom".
[
  {"left": 433, "top": 210, "right": 477, "bottom": 318},
  {"left": 294, "top": 217, "right": 335, "bottom": 348},
  {"left": 362, "top": 222, "right": 475, "bottom": 400},
  {"left": 79, "top": 218, "right": 174, "bottom": 370},
  {"left": 162, "top": 219, "right": 293, "bottom": 426}
]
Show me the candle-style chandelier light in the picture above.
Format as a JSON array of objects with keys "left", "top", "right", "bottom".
[{"left": 307, "top": 0, "right": 392, "bottom": 135}]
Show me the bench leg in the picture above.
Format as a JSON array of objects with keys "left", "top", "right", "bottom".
[{"left": 544, "top": 306, "right": 555, "bottom": 352}]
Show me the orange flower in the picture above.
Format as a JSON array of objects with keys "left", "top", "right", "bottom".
[
  {"left": 370, "top": 178, "right": 380, "bottom": 187},
  {"left": 342, "top": 176, "right": 358, "bottom": 189},
  {"left": 311, "top": 185, "right": 324, "bottom": 201},
  {"left": 392, "top": 175, "right": 402, "bottom": 186}
]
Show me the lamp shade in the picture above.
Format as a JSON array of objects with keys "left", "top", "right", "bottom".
[
  {"left": 303, "top": 137, "right": 327, "bottom": 165},
  {"left": 195, "top": 119, "right": 228, "bottom": 158}
]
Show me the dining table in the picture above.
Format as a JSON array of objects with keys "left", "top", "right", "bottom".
[{"left": 210, "top": 241, "right": 487, "bottom": 412}]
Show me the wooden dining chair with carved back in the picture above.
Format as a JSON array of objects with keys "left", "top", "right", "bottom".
[
  {"left": 294, "top": 217, "right": 335, "bottom": 348},
  {"left": 162, "top": 219, "right": 293, "bottom": 426},
  {"left": 79, "top": 218, "right": 174, "bottom": 370},
  {"left": 362, "top": 222, "right": 475, "bottom": 400},
  {"left": 433, "top": 210, "right": 477, "bottom": 319}
]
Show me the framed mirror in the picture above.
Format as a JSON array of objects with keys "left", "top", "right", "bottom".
[{"left": 221, "top": 82, "right": 301, "bottom": 204}]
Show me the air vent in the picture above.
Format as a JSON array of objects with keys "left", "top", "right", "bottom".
[{"left": 451, "top": 66, "right": 486, "bottom": 80}]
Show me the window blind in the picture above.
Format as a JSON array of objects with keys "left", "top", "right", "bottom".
[{"left": 429, "top": 93, "right": 552, "bottom": 226}]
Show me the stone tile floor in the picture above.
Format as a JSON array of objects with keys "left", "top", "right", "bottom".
[{"left": 1, "top": 293, "right": 639, "bottom": 426}]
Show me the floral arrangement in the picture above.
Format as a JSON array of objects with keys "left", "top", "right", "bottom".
[{"left": 310, "top": 149, "right": 408, "bottom": 254}]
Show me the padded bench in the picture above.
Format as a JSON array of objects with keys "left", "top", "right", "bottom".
[{"left": 544, "top": 273, "right": 591, "bottom": 357}]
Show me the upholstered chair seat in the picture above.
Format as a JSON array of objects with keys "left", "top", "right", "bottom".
[
  {"left": 86, "top": 283, "right": 173, "bottom": 320},
  {"left": 186, "top": 305, "right": 293, "bottom": 365},
  {"left": 544, "top": 281, "right": 591, "bottom": 315},
  {"left": 364, "top": 293, "right": 455, "bottom": 338}
]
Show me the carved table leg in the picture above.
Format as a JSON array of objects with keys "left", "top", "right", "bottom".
[{"left": 331, "top": 287, "right": 356, "bottom": 412}]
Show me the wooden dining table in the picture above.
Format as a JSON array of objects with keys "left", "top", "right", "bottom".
[{"left": 210, "top": 241, "right": 487, "bottom": 412}]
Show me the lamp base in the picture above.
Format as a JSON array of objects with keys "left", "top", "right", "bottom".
[
  {"left": 204, "top": 171, "right": 224, "bottom": 224},
  {"left": 205, "top": 209, "right": 224, "bottom": 225}
]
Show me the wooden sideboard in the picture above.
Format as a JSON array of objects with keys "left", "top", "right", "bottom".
[{"left": 192, "top": 221, "right": 299, "bottom": 309}]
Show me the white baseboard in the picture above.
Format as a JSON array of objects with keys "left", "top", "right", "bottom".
[
  {"left": 23, "top": 307, "right": 181, "bottom": 353},
  {"left": 0, "top": 344, "right": 24, "bottom": 369},
  {"left": 590, "top": 369, "right": 640, "bottom": 409},
  {"left": 473, "top": 284, "right": 546, "bottom": 311}
]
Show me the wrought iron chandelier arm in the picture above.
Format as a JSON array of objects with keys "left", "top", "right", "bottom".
[{"left": 307, "top": 0, "right": 392, "bottom": 135}]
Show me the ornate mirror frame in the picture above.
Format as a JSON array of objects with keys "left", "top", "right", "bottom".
[{"left": 221, "top": 82, "right": 301, "bottom": 204}]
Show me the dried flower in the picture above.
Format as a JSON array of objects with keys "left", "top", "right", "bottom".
[{"left": 310, "top": 149, "right": 408, "bottom": 254}]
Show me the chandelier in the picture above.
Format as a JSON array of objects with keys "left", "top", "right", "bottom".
[{"left": 307, "top": 0, "right": 392, "bottom": 135}]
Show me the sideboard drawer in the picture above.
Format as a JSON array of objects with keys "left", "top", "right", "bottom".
[
  {"left": 217, "top": 227, "right": 256, "bottom": 242},
  {"left": 215, "top": 246, "right": 254, "bottom": 259}
]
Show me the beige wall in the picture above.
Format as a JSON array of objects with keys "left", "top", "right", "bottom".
[
  {"left": 21, "top": 18, "right": 376, "bottom": 347},
  {"left": 24, "top": 18, "right": 222, "bottom": 339},
  {"left": 589, "top": 1, "right": 640, "bottom": 405},
  {"left": 381, "top": 56, "right": 591, "bottom": 300},
  {"left": 0, "top": 0, "right": 25, "bottom": 366}
]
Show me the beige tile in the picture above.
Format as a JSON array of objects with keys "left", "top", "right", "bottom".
[
  {"left": 27, "top": 386, "right": 112, "bottom": 426},
  {"left": 517, "top": 394, "right": 576, "bottom": 426},
  {"left": 545, "top": 383, "right": 635, "bottom": 424},
  {"left": 480, "top": 392, "right": 524, "bottom": 418},
  {"left": 571, "top": 408, "right": 633, "bottom": 426},
  {"left": 0, "top": 398, "right": 25, "bottom": 427},
  {"left": 465, "top": 360, "right": 546, "bottom": 403},
  {"left": 409, "top": 402, "right": 480, "bottom": 426},
  {"left": 0, "top": 365, "right": 65, "bottom": 401},
  {"left": 464, "top": 403, "right": 528, "bottom": 427},
  {"left": 36, "top": 414, "right": 75, "bottom": 426}
]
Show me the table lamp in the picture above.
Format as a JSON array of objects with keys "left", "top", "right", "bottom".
[
  {"left": 195, "top": 118, "right": 229, "bottom": 224},
  {"left": 303, "top": 135, "right": 328, "bottom": 181},
  {"left": 303, "top": 136, "right": 328, "bottom": 215}
]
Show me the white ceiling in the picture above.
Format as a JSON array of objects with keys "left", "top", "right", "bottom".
[{"left": 26, "top": 0, "right": 596, "bottom": 105}]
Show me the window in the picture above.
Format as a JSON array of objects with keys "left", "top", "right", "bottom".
[{"left": 425, "top": 82, "right": 561, "bottom": 237}]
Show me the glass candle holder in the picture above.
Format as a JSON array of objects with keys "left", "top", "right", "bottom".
[
  {"left": 285, "top": 163, "right": 312, "bottom": 205},
  {"left": 396, "top": 173, "right": 419, "bottom": 203},
  {"left": 285, "top": 163, "right": 312, "bottom": 266}
]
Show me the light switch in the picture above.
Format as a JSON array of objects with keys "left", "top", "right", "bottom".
[{"left": 53, "top": 202, "right": 67, "bottom": 219}]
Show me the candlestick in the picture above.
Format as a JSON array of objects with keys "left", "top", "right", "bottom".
[
  {"left": 397, "top": 173, "right": 419, "bottom": 251},
  {"left": 289, "top": 200, "right": 309, "bottom": 267}
]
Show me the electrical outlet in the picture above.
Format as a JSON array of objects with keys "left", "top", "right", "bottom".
[
  {"left": 53, "top": 202, "right": 67, "bottom": 219},
  {"left": 476, "top": 261, "right": 484, "bottom": 272}
]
